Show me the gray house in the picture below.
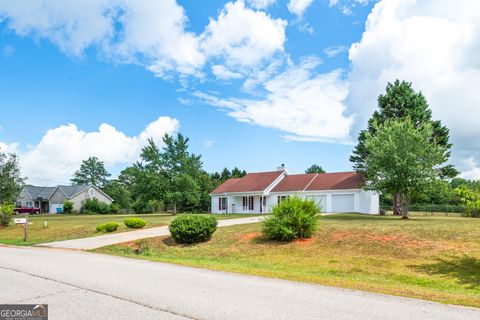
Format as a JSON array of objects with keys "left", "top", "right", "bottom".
[{"left": 16, "top": 185, "right": 113, "bottom": 213}]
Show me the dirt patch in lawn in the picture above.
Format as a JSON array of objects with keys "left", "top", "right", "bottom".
[
  {"left": 294, "top": 237, "right": 316, "bottom": 245},
  {"left": 239, "top": 232, "right": 261, "bottom": 241}
]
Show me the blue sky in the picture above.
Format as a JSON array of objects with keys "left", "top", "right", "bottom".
[{"left": 1, "top": 0, "right": 479, "bottom": 185}]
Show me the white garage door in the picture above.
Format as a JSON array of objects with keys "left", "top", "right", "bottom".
[
  {"left": 331, "top": 194, "right": 355, "bottom": 213},
  {"left": 305, "top": 195, "right": 326, "bottom": 212}
]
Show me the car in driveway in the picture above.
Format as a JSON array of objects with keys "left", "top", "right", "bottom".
[{"left": 13, "top": 207, "right": 41, "bottom": 214}]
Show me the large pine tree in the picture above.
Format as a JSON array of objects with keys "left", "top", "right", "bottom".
[{"left": 350, "top": 80, "right": 457, "bottom": 214}]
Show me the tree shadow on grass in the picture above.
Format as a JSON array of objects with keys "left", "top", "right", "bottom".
[
  {"left": 321, "top": 214, "right": 388, "bottom": 222},
  {"left": 413, "top": 256, "right": 480, "bottom": 289}
]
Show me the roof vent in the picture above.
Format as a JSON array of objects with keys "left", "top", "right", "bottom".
[{"left": 277, "top": 164, "right": 287, "bottom": 172}]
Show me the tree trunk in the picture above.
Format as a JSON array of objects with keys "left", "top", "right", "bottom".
[
  {"left": 173, "top": 201, "right": 177, "bottom": 215},
  {"left": 393, "top": 193, "right": 401, "bottom": 215},
  {"left": 393, "top": 192, "right": 408, "bottom": 219}
]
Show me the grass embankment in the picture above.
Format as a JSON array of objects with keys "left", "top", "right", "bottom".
[
  {"left": 0, "top": 213, "right": 255, "bottom": 246},
  {"left": 97, "top": 214, "right": 480, "bottom": 308}
]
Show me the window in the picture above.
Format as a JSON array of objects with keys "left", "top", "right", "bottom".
[
  {"left": 242, "top": 196, "right": 254, "bottom": 211},
  {"left": 277, "top": 195, "right": 289, "bottom": 204},
  {"left": 218, "top": 197, "right": 227, "bottom": 211},
  {"left": 15, "top": 202, "right": 21, "bottom": 207},
  {"left": 26, "top": 201, "right": 32, "bottom": 207}
]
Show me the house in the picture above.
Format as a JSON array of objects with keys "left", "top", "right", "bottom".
[
  {"left": 16, "top": 184, "right": 113, "bottom": 213},
  {"left": 210, "top": 167, "right": 379, "bottom": 214}
]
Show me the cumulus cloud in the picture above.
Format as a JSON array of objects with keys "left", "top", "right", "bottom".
[
  {"left": 287, "top": 0, "right": 314, "bottom": 17},
  {"left": 0, "top": 0, "right": 285, "bottom": 78},
  {"left": 4, "top": 117, "right": 179, "bottom": 185},
  {"left": 200, "top": 1, "right": 286, "bottom": 68},
  {"left": 246, "top": 0, "right": 276, "bottom": 9},
  {"left": 195, "top": 57, "right": 352, "bottom": 142},
  {"left": 347, "top": 0, "right": 480, "bottom": 177}
]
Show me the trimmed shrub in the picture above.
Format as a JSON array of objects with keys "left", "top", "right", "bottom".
[
  {"left": 0, "top": 204, "right": 13, "bottom": 226},
  {"left": 169, "top": 215, "right": 217, "bottom": 244},
  {"left": 124, "top": 218, "right": 146, "bottom": 229},
  {"left": 96, "top": 222, "right": 119, "bottom": 232},
  {"left": 262, "top": 196, "right": 320, "bottom": 241},
  {"left": 63, "top": 200, "right": 74, "bottom": 214}
]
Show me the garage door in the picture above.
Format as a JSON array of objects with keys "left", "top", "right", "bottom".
[
  {"left": 331, "top": 194, "right": 354, "bottom": 213},
  {"left": 305, "top": 195, "right": 326, "bottom": 212}
]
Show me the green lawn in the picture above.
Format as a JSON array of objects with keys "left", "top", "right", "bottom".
[
  {"left": 97, "top": 214, "right": 480, "bottom": 308},
  {"left": 0, "top": 213, "right": 257, "bottom": 246}
]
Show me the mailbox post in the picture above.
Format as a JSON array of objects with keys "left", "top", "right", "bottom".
[{"left": 14, "top": 215, "right": 28, "bottom": 242}]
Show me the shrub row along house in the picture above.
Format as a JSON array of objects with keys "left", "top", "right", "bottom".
[
  {"left": 210, "top": 166, "right": 379, "bottom": 214},
  {"left": 16, "top": 185, "right": 113, "bottom": 213}
]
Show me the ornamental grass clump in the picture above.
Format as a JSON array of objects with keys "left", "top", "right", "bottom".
[{"left": 262, "top": 196, "right": 320, "bottom": 241}]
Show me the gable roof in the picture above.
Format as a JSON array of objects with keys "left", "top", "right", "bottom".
[
  {"left": 21, "top": 184, "right": 113, "bottom": 201},
  {"left": 270, "top": 173, "right": 318, "bottom": 192},
  {"left": 58, "top": 185, "right": 91, "bottom": 198},
  {"left": 24, "top": 185, "right": 57, "bottom": 200},
  {"left": 305, "top": 172, "right": 364, "bottom": 191},
  {"left": 210, "top": 171, "right": 284, "bottom": 194}
]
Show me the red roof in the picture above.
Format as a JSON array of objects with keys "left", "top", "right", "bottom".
[
  {"left": 305, "top": 172, "right": 364, "bottom": 191},
  {"left": 270, "top": 173, "right": 317, "bottom": 192},
  {"left": 210, "top": 171, "right": 284, "bottom": 194}
]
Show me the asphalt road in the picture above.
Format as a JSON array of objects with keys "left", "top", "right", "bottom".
[
  {"left": 39, "top": 216, "right": 264, "bottom": 250},
  {"left": 1, "top": 245, "right": 479, "bottom": 320}
]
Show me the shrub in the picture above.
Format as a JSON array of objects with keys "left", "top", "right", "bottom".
[
  {"left": 262, "top": 196, "right": 320, "bottom": 241},
  {"left": 96, "top": 222, "right": 120, "bottom": 232},
  {"left": 63, "top": 200, "right": 74, "bottom": 214},
  {"left": 0, "top": 204, "right": 13, "bottom": 226},
  {"left": 133, "top": 199, "right": 160, "bottom": 214},
  {"left": 124, "top": 217, "right": 146, "bottom": 229},
  {"left": 169, "top": 215, "right": 217, "bottom": 244},
  {"left": 83, "top": 198, "right": 112, "bottom": 214}
]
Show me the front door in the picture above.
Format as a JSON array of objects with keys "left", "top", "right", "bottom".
[{"left": 259, "top": 196, "right": 266, "bottom": 213}]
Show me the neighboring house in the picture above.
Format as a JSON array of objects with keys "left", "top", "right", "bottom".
[
  {"left": 210, "top": 167, "right": 379, "bottom": 214},
  {"left": 16, "top": 185, "right": 113, "bottom": 213}
]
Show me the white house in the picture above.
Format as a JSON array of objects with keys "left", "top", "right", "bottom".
[{"left": 210, "top": 168, "right": 379, "bottom": 214}]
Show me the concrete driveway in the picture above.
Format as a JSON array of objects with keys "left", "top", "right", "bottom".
[
  {"left": 38, "top": 216, "right": 264, "bottom": 250},
  {"left": 1, "top": 245, "right": 479, "bottom": 320}
]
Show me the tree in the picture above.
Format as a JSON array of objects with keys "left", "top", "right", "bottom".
[
  {"left": 0, "top": 151, "right": 23, "bottom": 204},
  {"left": 363, "top": 119, "right": 448, "bottom": 218},
  {"left": 71, "top": 157, "right": 111, "bottom": 188},
  {"left": 351, "top": 80, "right": 457, "bottom": 214},
  {"left": 103, "top": 180, "right": 132, "bottom": 209},
  {"left": 305, "top": 164, "right": 326, "bottom": 174},
  {"left": 160, "top": 134, "right": 203, "bottom": 214}
]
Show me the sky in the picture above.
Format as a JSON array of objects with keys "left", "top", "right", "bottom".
[{"left": 0, "top": 0, "right": 480, "bottom": 186}]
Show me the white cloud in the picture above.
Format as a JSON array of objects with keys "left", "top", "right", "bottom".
[
  {"left": 287, "top": 0, "right": 314, "bottom": 17},
  {"left": 347, "top": 0, "right": 480, "bottom": 178},
  {"left": 196, "top": 57, "right": 352, "bottom": 142},
  {"left": 200, "top": 1, "right": 286, "bottom": 68},
  {"left": 3, "top": 117, "right": 179, "bottom": 185},
  {"left": 246, "top": 0, "right": 276, "bottom": 9},
  {"left": 0, "top": 0, "right": 203, "bottom": 78},
  {"left": 204, "top": 140, "right": 215, "bottom": 148},
  {"left": 0, "top": 0, "right": 286, "bottom": 78},
  {"left": 212, "top": 65, "right": 244, "bottom": 80},
  {"left": 324, "top": 45, "right": 347, "bottom": 57}
]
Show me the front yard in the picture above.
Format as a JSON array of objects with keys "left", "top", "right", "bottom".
[
  {"left": 0, "top": 213, "right": 256, "bottom": 246},
  {"left": 97, "top": 214, "right": 480, "bottom": 308}
]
